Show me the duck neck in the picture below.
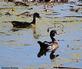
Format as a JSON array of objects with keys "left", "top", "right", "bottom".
[
  {"left": 31, "top": 16, "right": 36, "bottom": 24},
  {"left": 50, "top": 36, "right": 56, "bottom": 42}
]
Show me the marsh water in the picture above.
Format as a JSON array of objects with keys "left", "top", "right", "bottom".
[{"left": 0, "top": 2, "right": 82, "bottom": 69}]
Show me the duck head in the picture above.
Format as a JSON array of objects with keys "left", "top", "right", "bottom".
[
  {"left": 33, "top": 12, "right": 41, "bottom": 18},
  {"left": 50, "top": 30, "right": 57, "bottom": 42},
  {"left": 31, "top": 12, "right": 41, "bottom": 25}
]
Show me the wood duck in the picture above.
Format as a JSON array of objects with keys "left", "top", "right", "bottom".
[
  {"left": 11, "top": 12, "right": 40, "bottom": 28},
  {"left": 37, "top": 30, "right": 59, "bottom": 59}
]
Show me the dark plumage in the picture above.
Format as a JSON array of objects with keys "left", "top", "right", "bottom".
[
  {"left": 11, "top": 13, "right": 40, "bottom": 28},
  {"left": 37, "top": 41, "right": 49, "bottom": 57},
  {"left": 37, "top": 30, "right": 59, "bottom": 59}
]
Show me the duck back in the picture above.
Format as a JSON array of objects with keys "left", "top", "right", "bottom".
[{"left": 12, "top": 21, "right": 31, "bottom": 28}]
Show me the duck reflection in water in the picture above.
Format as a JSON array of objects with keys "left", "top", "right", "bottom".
[{"left": 37, "top": 30, "right": 59, "bottom": 60}]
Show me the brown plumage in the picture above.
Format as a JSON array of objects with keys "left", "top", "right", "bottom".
[{"left": 37, "top": 30, "right": 59, "bottom": 59}]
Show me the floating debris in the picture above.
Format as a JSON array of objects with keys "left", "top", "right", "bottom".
[
  {"left": 16, "top": 11, "right": 32, "bottom": 17},
  {"left": 5, "top": 12, "right": 12, "bottom": 16},
  {"left": 15, "top": 2, "right": 29, "bottom": 6},
  {"left": 53, "top": 67, "right": 81, "bottom": 69}
]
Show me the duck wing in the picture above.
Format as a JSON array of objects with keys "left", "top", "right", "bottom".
[
  {"left": 38, "top": 41, "right": 49, "bottom": 48},
  {"left": 37, "top": 41, "right": 49, "bottom": 57},
  {"left": 11, "top": 21, "right": 31, "bottom": 28}
]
